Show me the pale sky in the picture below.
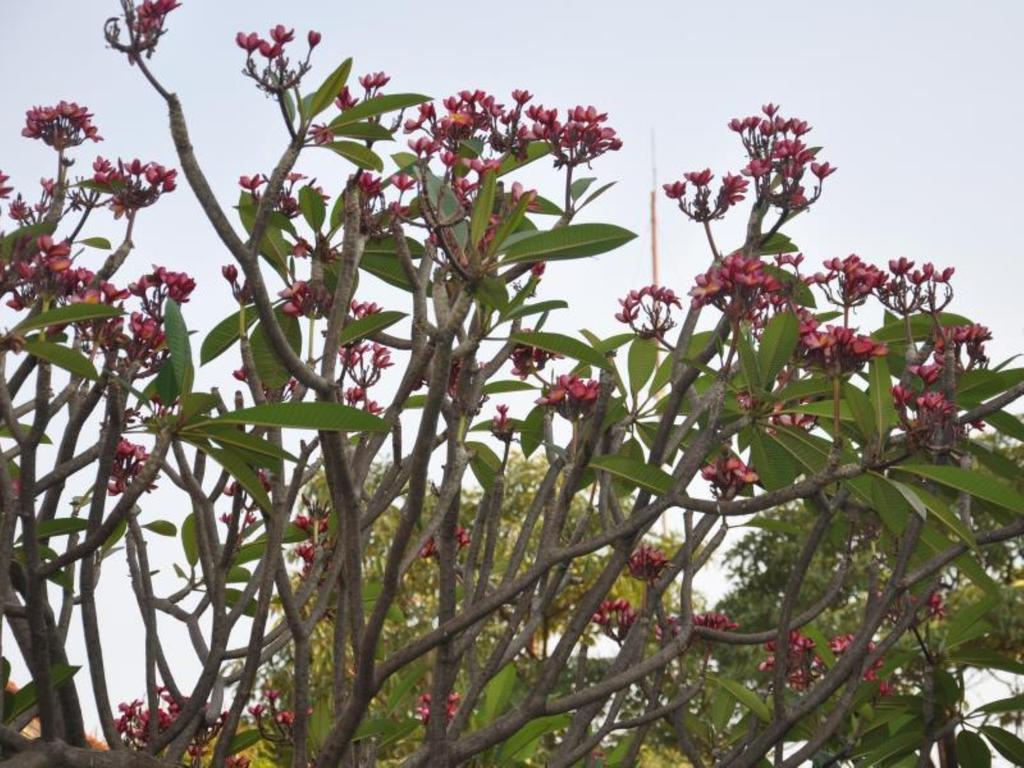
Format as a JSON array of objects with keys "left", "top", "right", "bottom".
[{"left": 2, "top": 0, "right": 1023, "bottom": 742}]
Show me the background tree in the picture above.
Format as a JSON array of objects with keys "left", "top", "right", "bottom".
[{"left": 0, "top": 2, "right": 1022, "bottom": 767}]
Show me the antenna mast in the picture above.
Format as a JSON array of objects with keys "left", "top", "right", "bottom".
[{"left": 650, "top": 128, "right": 659, "bottom": 288}]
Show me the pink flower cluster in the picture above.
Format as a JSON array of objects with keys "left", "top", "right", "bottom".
[
  {"left": 688, "top": 253, "right": 782, "bottom": 318},
  {"left": 510, "top": 333, "right": 560, "bottom": 379},
  {"left": 416, "top": 692, "right": 460, "bottom": 726},
  {"left": 528, "top": 104, "right": 623, "bottom": 169},
  {"left": 115, "top": 687, "right": 181, "bottom": 750},
  {"left": 92, "top": 157, "right": 177, "bottom": 218},
  {"left": 808, "top": 255, "right": 887, "bottom": 313},
  {"left": 404, "top": 89, "right": 534, "bottom": 162},
  {"left": 760, "top": 629, "right": 893, "bottom": 694},
  {"left": 110, "top": 0, "right": 182, "bottom": 58},
  {"left": 701, "top": 455, "right": 759, "bottom": 500},
  {"left": 627, "top": 544, "right": 669, "bottom": 584},
  {"left": 728, "top": 103, "right": 834, "bottom": 211},
  {"left": 236, "top": 25, "right": 320, "bottom": 95},
  {"left": 288, "top": 496, "right": 331, "bottom": 576},
  {"left": 692, "top": 612, "right": 739, "bottom": 632},
  {"left": 129, "top": 265, "right": 196, "bottom": 315},
  {"left": 615, "top": 284, "right": 682, "bottom": 340},
  {"left": 758, "top": 629, "right": 819, "bottom": 691},
  {"left": 796, "top": 319, "right": 887, "bottom": 375},
  {"left": 876, "top": 258, "right": 954, "bottom": 318},
  {"left": 536, "top": 374, "right": 600, "bottom": 421},
  {"left": 107, "top": 439, "right": 152, "bottom": 496},
  {"left": 591, "top": 598, "right": 638, "bottom": 643},
  {"left": 491, "top": 404, "right": 514, "bottom": 443},
  {"left": 418, "top": 526, "right": 471, "bottom": 560},
  {"left": 248, "top": 688, "right": 303, "bottom": 746},
  {"left": 404, "top": 90, "right": 621, "bottom": 172},
  {"left": 663, "top": 169, "right": 749, "bottom": 222},
  {"left": 22, "top": 101, "right": 102, "bottom": 149}
]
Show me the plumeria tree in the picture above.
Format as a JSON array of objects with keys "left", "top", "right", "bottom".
[{"left": 0, "top": 2, "right": 1023, "bottom": 767}]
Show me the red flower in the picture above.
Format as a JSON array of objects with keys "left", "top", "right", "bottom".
[
  {"left": 701, "top": 455, "right": 758, "bottom": 500},
  {"left": 591, "top": 599, "right": 637, "bottom": 643},
  {"left": 22, "top": 101, "right": 102, "bottom": 149},
  {"left": 627, "top": 544, "right": 668, "bottom": 584},
  {"left": 693, "top": 612, "right": 739, "bottom": 632},
  {"left": 615, "top": 284, "right": 682, "bottom": 339}
]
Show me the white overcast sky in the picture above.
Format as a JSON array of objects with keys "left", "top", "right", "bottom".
[{"left": 2, "top": 0, "right": 1024, "bottom": 737}]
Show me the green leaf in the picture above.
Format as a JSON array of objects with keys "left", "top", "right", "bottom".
[
  {"left": 501, "top": 300, "right": 568, "bottom": 322},
  {"left": 468, "top": 440, "right": 502, "bottom": 490},
  {"left": 475, "top": 277, "right": 508, "bottom": 313},
  {"left": 181, "top": 513, "right": 198, "bottom": 567},
  {"left": 578, "top": 180, "right": 616, "bottom": 209},
  {"left": 470, "top": 170, "right": 496, "bottom": 247},
  {"left": 627, "top": 337, "right": 658, "bottom": 398},
  {"left": 4, "top": 664, "right": 79, "bottom": 723},
  {"left": 250, "top": 307, "right": 302, "bottom": 389},
  {"left": 482, "top": 380, "right": 536, "bottom": 395},
  {"left": 0, "top": 220, "right": 56, "bottom": 261},
  {"left": 330, "top": 121, "right": 394, "bottom": 141},
  {"left": 143, "top": 520, "right": 177, "bottom": 537},
  {"left": 495, "top": 713, "right": 570, "bottom": 764},
  {"left": 337, "top": 311, "right": 406, "bottom": 346},
  {"left": 202, "top": 445, "right": 272, "bottom": 514},
  {"left": 948, "top": 647, "right": 1024, "bottom": 675},
  {"left": 202, "top": 402, "right": 387, "bottom": 433},
  {"left": 957, "top": 730, "right": 991, "bottom": 768},
  {"left": 200, "top": 305, "right": 258, "bottom": 366},
  {"left": 758, "top": 311, "right": 799, "bottom": 385},
  {"left": 748, "top": 429, "right": 795, "bottom": 492},
  {"left": 78, "top": 236, "right": 112, "bottom": 249},
  {"left": 307, "top": 57, "right": 352, "bottom": 118},
  {"left": 843, "top": 381, "right": 876, "bottom": 443},
  {"left": 981, "top": 725, "right": 1024, "bottom": 764},
  {"left": 709, "top": 676, "right": 770, "bottom": 722},
  {"left": 588, "top": 455, "right": 672, "bottom": 495},
  {"left": 298, "top": 186, "right": 326, "bottom": 231},
  {"left": 510, "top": 330, "right": 609, "bottom": 371},
  {"left": 519, "top": 405, "right": 544, "bottom": 459},
  {"left": 189, "top": 425, "right": 296, "bottom": 466},
  {"left": 496, "top": 141, "right": 550, "bottom": 177},
  {"left": 868, "top": 355, "right": 896, "bottom": 434},
  {"left": 528, "top": 195, "right": 563, "bottom": 216},
  {"left": 853, "top": 729, "right": 923, "bottom": 765},
  {"left": 330, "top": 93, "right": 431, "bottom": 126},
  {"left": 13, "top": 303, "right": 122, "bottom": 333},
  {"left": 906, "top": 483, "right": 977, "bottom": 550},
  {"left": 974, "top": 693, "right": 1024, "bottom": 715},
  {"left": 872, "top": 312, "right": 974, "bottom": 343},
  {"left": 224, "top": 587, "right": 258, "bottom": 618},
  {"left": 987, "top": 411, "right": 1024, "bottom": 443},
  {"left": 758, "top": 232, "right": 798, "bottom": 255},
  {"left": 944, "top": 595, "right": 997, "bottom": 650},
  {"left": 736, "top": 327, "right": 763, "bottom": 391},
  {"left": 569, "top": 177, "right": 597, "bottom": 201},
  {"left": 36, "top": 518, "right": 89, "bottom": 538},
  {"left": 502, "top": 223, "right": 636, "bottom": 263},
  {"left": 387, "top": 660, "right": 428, "bottom": 714},
  {"left": 0, "top": 425, "right": 51, "bottom": 443},
  {"left": 227, "top": 729, "right": 261, "bottom": 756},
  {"left": 897, "top": 464, "right": 1024, "bottom": 514},
  {"left": 480, "top": 664, "right": 517, "bottom": 726},
  {"left": 161, "top": 298, "right": 192, "bottom": 399},
  {"left": 710, "top": 687, "right": 737, "bottom": 733},
  {"left": 324, "top": 141, "right": 384, "bottom": 171},
  {"left": 22, "top": 340, "right": 98, "bottom": 380}
]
